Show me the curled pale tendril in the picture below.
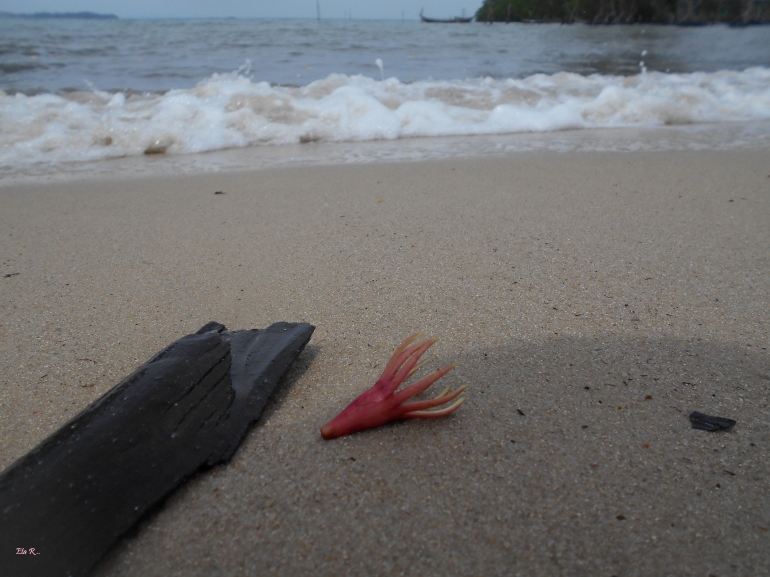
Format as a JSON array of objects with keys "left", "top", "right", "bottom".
[{"left": 321, "top": 333, "right": 466, "bottom": 440}]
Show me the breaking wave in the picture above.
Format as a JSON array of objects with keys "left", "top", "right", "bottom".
[{"left": 2, "top": 66, "right": 769, "bottom": 169}]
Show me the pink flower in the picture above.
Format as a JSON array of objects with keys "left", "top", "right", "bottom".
[{"left": 321, "top": 333, "right": 466, "bottom": 440}]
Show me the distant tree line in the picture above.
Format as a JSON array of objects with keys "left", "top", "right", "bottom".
[
  {"left": 475, "top": 0, "right": 770, "bottom": 25},
  {"left": 0, "top": 12, "right": 118, "bottom": 20}
]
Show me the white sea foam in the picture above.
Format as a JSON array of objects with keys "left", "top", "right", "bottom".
[{"left": 1, "top": 67, "right": 769, "bottom": 170}]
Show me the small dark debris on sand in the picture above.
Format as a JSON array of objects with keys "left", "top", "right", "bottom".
[
  {"left": 3, "top": 272, "right": 20, "bottom": 278},
  {"left": 214, "top": 191, "right": 225, "bottom": 195},
  {"left": 689, "top": 411, "right": 736, "bottom": 431}
]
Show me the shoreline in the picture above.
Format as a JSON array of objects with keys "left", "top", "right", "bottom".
[
  {"left": 2, "top": 120, "right": 769, "bottom": 188},
  {"left": 1, "top": 148, "right": 769, "bottom": 575}
]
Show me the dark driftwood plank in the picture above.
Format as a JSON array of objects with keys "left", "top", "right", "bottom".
[{"left": 0, "top": 321, "right": 314, "bottom": 577}]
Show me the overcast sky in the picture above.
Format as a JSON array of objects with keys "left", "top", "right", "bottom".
[{"left": 0, "top": 1, "right": 481, "bottom": 20}]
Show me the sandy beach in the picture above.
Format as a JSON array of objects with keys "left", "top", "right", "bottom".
[{"left": 1, "top": 148, "right": 769, "bottom": 576}]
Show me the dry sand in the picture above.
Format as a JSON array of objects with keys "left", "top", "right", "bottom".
[{"left": 1, "top": 149, "right": 769, "bottom": 576}]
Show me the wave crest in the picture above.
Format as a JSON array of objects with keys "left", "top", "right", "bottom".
[{"left": 2, "top": 66, "right": 769, "bottom": 168}]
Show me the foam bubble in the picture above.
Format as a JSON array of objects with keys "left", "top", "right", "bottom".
[{"left": 1, "top": 67, "right": 769, "bottom": 170}]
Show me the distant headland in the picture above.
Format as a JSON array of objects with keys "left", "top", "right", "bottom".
[
  {"left": 0, "top": 11, "right": 118, "bottom": 20},
  {"left": 475, "top": 0, "right": 769, "bottom": 26}
]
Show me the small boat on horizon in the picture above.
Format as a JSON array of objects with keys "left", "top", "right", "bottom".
[{"left": 419, "top": 9, "right": 473, "bottom": 23}]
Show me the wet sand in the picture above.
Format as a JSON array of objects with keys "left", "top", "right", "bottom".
[{"left": 1, "top": 149, "right": 769, "bottom": 576}]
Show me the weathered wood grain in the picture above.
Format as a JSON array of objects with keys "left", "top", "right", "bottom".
[{"left": 0, "top": 321, "right": 314, "bottom": 577}]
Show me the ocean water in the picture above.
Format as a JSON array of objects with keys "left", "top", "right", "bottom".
[{"left": 1, "top": 18, "right": 769, "bottom": 178}]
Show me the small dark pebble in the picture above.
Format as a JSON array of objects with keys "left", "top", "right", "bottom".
[
  {"left": 689, "top": 411, "right": 736, "bottom": 431},
  {"left": 3, "top": 272, "right": 20, "bottom": 278},
  {"left": 214, "top": 191, "right": 225, "bottom": 195},
  {"left": 517, "top": 409, "right": 525, "bottom": 416},
  {"left": 581, "top": 425, "right": 588, "bottom": 429},
  {"left": 729, "top": 199, "right": 734, "bottom": 202},
  {"left": 584, "top": 386, "right": 590, "bottom": 390},
  {"left": 616, "top": 515, "right": 626, "bottom": 521}
]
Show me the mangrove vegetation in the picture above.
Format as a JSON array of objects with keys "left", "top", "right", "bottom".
[{"left": 475, "top": 0, "right": 770, "bottom": 25}]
